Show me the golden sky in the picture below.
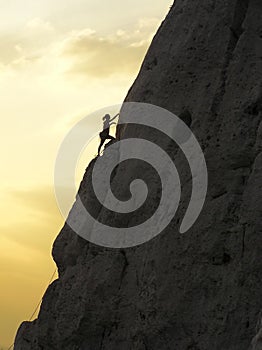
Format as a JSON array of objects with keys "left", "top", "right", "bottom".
[{"left": 0, "top": 1, "right": 171, "bottom": 348}]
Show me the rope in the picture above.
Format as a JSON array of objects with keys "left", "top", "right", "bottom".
[
  {"left": 7, "top": 268, "right": 58, "bottom": 350},
  {"left": 28, "top": 269, "right": 57, "bottom": 321}
]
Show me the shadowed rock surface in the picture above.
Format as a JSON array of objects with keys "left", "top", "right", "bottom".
[{"left": 15, "top": 0, "right": 262, "bottom": 349}]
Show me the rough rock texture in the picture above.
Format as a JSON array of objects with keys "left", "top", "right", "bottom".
[{"left": 15, "top": 0, "right": 262, "bottom": 349}]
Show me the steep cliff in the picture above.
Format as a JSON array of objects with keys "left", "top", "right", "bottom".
[{"left": 15, "top": 0, "right": 262, "bottom": 349}]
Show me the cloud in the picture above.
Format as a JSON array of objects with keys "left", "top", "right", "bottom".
[
  {"left": 59, "top": 17, "right": 160, "bottom": 78},
  {"left": 26, "top": 17, "right": 54, "bottom": 32},
  {"left": 0, "top": 17, "right": 55, "bottom": 72},
  {"left": 0, "top": 17, "right": 160, "bottom": 79},
  {"left": 62, "top": 32, "right": 147, "bottom": 77},
  {"left": 0, "top": 34, "right": 22, "bottom": 65}
]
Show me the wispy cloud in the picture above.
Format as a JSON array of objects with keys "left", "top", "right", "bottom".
[
  {"left": 0, "top": 18, "right": 55, "bottom": 72},
  {"left": 25, "top": 17, "right": 54, "bottom": 32},
  {"left": 0, "top": 17, "right": 160, "bottom": 79},
  {"left": 60, "top": 18, "right": 159, "bottom": 78}
]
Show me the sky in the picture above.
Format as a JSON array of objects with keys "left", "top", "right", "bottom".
[{"left": 0, "top": 1, "right": 172, "bottom": 348}]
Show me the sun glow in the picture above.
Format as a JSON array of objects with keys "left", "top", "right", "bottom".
[{"left": 0, "top": 1, "right": 171, "bottom": 348}]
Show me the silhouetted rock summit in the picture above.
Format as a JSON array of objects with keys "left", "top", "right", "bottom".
[{"left": 15, "top": 1, "right": 262, "bottom": 349}]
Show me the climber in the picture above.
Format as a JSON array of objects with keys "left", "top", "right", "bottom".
[{"left": 98, "top": 113, "right": 119, "bottom": 155}]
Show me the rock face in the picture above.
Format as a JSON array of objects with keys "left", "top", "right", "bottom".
[{"left": 15, "top": 1, "right": 262, "bottom": 349}]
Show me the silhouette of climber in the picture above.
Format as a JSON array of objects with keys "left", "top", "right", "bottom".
[{"left": 98, "top": 113, "right": 119, "bottom": 155}]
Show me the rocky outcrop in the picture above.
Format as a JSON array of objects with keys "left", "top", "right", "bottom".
[{"left": 15, "top": 0, "right": 262, "bottom": 349}]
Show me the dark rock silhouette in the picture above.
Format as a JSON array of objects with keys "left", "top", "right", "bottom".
[{"left": 15, "top": 1, "right": 262, "bottom": 349}]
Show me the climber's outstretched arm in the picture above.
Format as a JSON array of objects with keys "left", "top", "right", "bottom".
[{"left": 109, "top": 113, "right": 119, "bottom": 122}]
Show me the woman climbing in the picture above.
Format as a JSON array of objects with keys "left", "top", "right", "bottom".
[{"left": 98, "top": 113, "right": 119, "bottom": 155}]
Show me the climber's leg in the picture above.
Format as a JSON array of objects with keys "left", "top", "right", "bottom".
[{"left": 98, "top": 139, "right": 105, "bottom": 155}]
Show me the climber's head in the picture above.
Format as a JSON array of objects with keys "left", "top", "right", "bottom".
[{"left": 103, "top": 114, "right": 110, "bottom": 121}]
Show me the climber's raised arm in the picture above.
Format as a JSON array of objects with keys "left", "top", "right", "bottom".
[{"left": 109, "top": 113, "right": 119, "bottom": 122}]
